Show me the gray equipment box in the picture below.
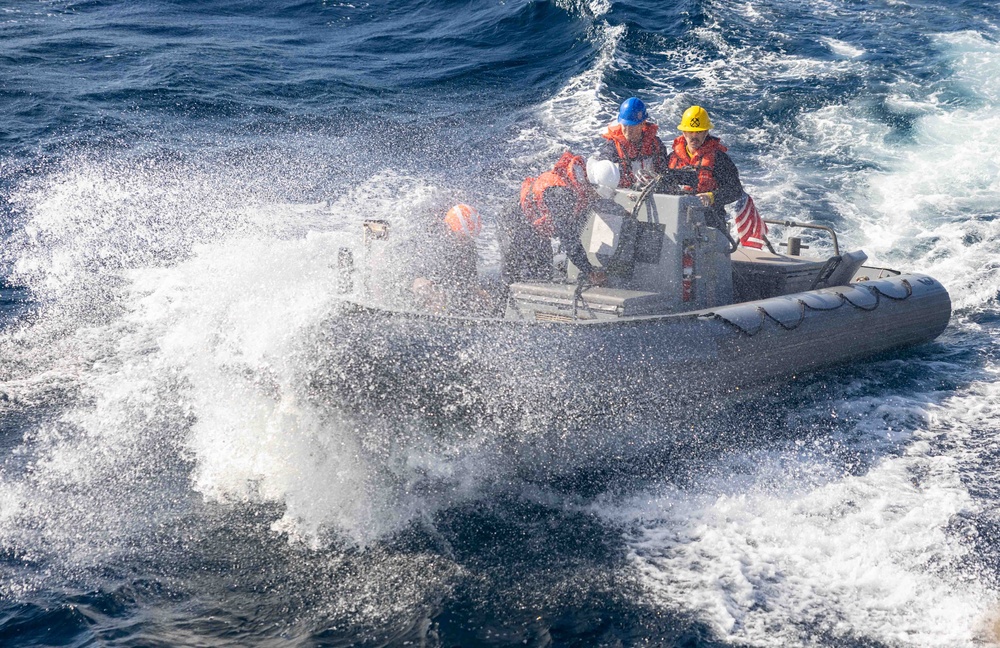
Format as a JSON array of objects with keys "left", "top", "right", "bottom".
[{"left": 510, "top": 282, "right": 674, "bottom": 322}]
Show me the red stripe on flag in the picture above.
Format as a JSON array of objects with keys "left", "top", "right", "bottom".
[{"left": 734, "top": 192, "right": 767, "bottom": 249}]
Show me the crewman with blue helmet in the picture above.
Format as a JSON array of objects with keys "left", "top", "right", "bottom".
[{"left": 596, "top": 97, "right": 670, "bottom": 188}]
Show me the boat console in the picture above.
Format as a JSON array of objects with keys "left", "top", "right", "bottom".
[{"left": 507, "top": 187, "right": 868, "bottom": 322}]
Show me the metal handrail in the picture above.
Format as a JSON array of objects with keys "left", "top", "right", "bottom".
[{"left": 763, "top": 219, "right": 840, "bottom": 256}]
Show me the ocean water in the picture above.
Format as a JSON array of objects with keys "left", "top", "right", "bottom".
[{"left": 1, "top": 0, "right": 1000, "bottom": 646}]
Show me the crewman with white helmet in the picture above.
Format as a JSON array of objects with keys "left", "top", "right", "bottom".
[{"left": 497, "top": 152, "right": 606, "bottom": 287}]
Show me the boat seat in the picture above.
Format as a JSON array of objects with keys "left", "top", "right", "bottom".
[
  {"left": 731, "top": 247, "right": 866, "bottom": 301},
  {"left": 821, "top": 250, "right": 868, "bottom": 287}
]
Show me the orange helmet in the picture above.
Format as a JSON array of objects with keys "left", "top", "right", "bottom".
[{"left": 444, "top": 203, "right": 481, "bottom": 237}]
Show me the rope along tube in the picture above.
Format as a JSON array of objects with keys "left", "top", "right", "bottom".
[{"left": 707, "top": 280, "right": 914, "bottom": 336}]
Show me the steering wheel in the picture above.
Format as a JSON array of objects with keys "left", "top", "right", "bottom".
[
  {"left": 630, "top": 169, "right": 698, "bottom": 220},
  {"left": 648, "top": 169, "right": 699, "bottom": 195}
]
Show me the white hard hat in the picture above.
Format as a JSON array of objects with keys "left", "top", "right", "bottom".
[{"left": 586, "top": 158, "right": 620, "bottom": 199}]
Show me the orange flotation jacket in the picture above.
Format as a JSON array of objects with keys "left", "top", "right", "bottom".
[
  {"left": 668, "top": 135, "right": 727, "bottom": 193},
  {"left": 519, "top": 152, "right": 591, "bottom": 236},
  {"left": 601, "top": 123, "right": 663, "bottom": 187}
]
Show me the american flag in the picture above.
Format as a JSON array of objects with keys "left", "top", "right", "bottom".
[{"left": 734, "top": 191, "right": 767, "bottom": 249}]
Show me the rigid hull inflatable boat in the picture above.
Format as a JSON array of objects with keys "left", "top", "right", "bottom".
[{"left": 333, "top": 185, "right": 951, "bottom": 410}]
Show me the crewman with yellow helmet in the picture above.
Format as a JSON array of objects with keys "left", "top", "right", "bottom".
[{"left": 667, "top": 105, "right": 744, "bottom": 228}]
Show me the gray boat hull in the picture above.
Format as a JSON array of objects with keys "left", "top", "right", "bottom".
[
  {"left": 307, "top": 270, "right": 949, "bottom": 477},
  {"left": 322, "top": 270, "right": 949, "bottom": 415}
]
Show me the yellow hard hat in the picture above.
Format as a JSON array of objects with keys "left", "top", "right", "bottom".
[{"left": 678, "top": 105, "right": 713, "bottom": 132}]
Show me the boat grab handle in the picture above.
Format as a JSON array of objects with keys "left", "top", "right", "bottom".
[
  {"left": 763, "top": 219, "right": 840, "bottom": 256},
  {"left": 719, "top": 224, "right": 740, "bottom": 253}
]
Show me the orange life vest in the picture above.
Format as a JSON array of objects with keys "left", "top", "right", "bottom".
[
  {"left": 668, "top": 135, "right": 727, "bottom": 193},
  {"left": 519, "top": 152, "right": 591, "bottom": 236},
  {"left": 601, "top": 123, "right": 663, "bottom": 187}
]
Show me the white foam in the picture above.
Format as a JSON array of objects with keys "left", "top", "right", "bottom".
[
  {"left": 0, "top": 159, "right": 503, "bottom": 557},
  {"left": 507, "top": 5, "right": 627, "bottom": 170},
  {"left": 822, "top": 37, "right": 865, "bottom": 59},
  {"left": 539, "top": 22, "right": 627, "bottom": 150},
  {"left": 844, "top": 33, "right": 1000, "bottom": 312},
  {"left": 935, "top": 31, "right": 1000, "bottom": 103},
  {"left": 601, "top": 397, "right": 993, "bottom": 646}
]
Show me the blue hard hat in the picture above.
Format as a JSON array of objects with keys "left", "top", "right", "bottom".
[{"left": 618, "top": 97, "right": 648, "bottom": 126}]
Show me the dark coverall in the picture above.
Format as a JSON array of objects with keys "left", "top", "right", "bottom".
[
  {"left": 497, "top": 186, "right": 595, "bottom": 287},
  {"left": 667, "top": 137, "right": 744, "bottom": 229}
]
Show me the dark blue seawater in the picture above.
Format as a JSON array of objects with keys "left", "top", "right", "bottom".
[{"left": 2, "top": 1, "right": 1000, "bottom": 646}]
